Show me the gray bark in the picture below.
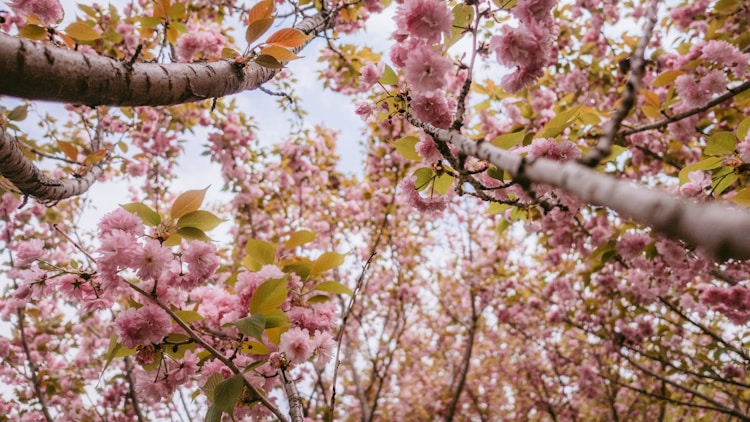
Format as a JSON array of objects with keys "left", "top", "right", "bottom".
[{"left": 0, "top": 12, "right": 332, "bottom": 106}]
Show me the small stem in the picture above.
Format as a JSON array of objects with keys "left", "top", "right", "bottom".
[{"left": 17, "top": 309, "right": 54, "bottom": 422}]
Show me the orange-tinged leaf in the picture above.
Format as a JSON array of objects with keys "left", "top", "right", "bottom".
[
  {"left": 65, "top": 22, "right": 102, "bottom": 41},
  {"left": 284, "top": 230, "right": 316, "bottom": 250},
  {"left": 254, "top": 54, "right": 283, "bottom": 69},
  {"left": 641, "top": 105, "right": 662, "bottom": 119},
  {"left": 166, "top": 25, "right": 179, "bottom": 44},
  {"left": 265, "top": 28, "right": 311, "bottom": 48},
  {"left": 248, "top": 0, "right": 275, "bottom": 24},
  {"left": 221, "top": 47, "right": 241, "bottom": 59},
  {"left": 57, "top": 140, "right": 78, "bottom": 161},
  {"left": 170, "top": 187, "right": 208, "bottom": 219},
  {"left": 642, "top": 90, "right": 660, "bottom": 107},
  {"left": 260, "top": 45, "right": 300, "bottom": 61},
  {"left": 245, "top": 17, "right": 274, "bottom": 45},
  {"left": 652, "top": 69, "right": 685, "bottom": 87},
  {"left": 310, "top": 251, "right": 345, "bottom": 275},
  {"left": 59, "top": 32, "right": 76, "bottom": 50},
  {"left": 84, "top": 149, "right": 107, "bottom": 165}
]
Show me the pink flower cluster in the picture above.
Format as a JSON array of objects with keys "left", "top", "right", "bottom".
[
  {"left": 8, "top": 0, "right": 63, "bottom": 25},
  {"left": 699, "top": 285, "right": 750, "bottom": 325},
  {"left": 399, "top": 175, "right": 448, "bottom": 213},
  {"left": 175, "top": 24, "right": 227, "bottom": 62},
  {"left": 489, "top": 0, "right": 558, "bottom": 92},
  {"left": 389, "top": 0, "right": 455, "bottom": 128},
  {"left": 114, "top": 304, "right": 173, "bottom": 348}
]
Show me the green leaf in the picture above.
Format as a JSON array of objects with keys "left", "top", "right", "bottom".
[
  {"left": 712, "top": 169, "right": 737, "bottom": 196},
  {"left": 18, "top": 24, "right": 47, "bottom": 40},
  {"left": 445, "top": 4, "right": 474, "bottom": 50},
  {"left": 171, "top": 187, "right": 208, "bottom": 220},
  {"left": 704, "top": 131, "right": 736, "bottom": 156},
  {"left": 176, "top": 227, "right": 211, "bottom": 241},
  {"left": 307, "top": 294, "right": 331, "bottom": 304},
  {"left": 488, "top": 202, "right": 510, "bottom": 215},
  {"left": 413, "top": 167, "right": 435, "bottom": 191},
  {"left": 491, "top": 131, "right": 525, "bottom": 149},
  {"left": 393, "top": 136, "right": 421, "bottom": 160},
  {"left": 177, "top": 210, "right": 224, "bottom": 232},
  {"left": 313, "top": 281, "right": 353, "bottom": 295},
  {"left": 714, "top": 0, "right": 740, "bottom": 12},
  {"left": 120, "top": 202, "right": 161, "bottom": 226},
  {"left": 65, "top": 22, "right": 102, "bottom": 41},
  {"left": 249, "top": 278, "right": 287, "bottom": 315},
  {"left": 243, "top": 239, "right": 276, "bottom": 271},
  {"left": 536, "top": 103, "right": 583, "bottom": 139},
  {"left": 173, "top": 310, "right": 205, "bottom": 323},
  {"left": 263, "top": 309, "right": 290, "bottom": 328},
  {"left": 282, "top": 260, "right": 312, "bottom": 279},
  {"left": 203, "top": 373, "right": 224, "bottom": 402},
  {"left": 7, "top": 105, "right": 28, "bottom": 122},
  {"left": 678, "top": 157, "right": 724, "bottom": 184},
  {"left": 284, "top": 230, "right": 316, "bottom": 250},
  {"left": 378, "top": 64, "right": 397, "bottom": 85},
  {"left": 433, "top": 173, "right": 454, "bottom": 195},
  {"left": 235, "top": 314, "right": 266, "bottom": 341},
  {"left": 205, "top": 405, "right": 222, "bottom": 422},
  {"left": 310, "top": 251, "right": 345, "bottom": 275},
  {"left": 214, "top": 374, "right": 244, "bottom": 413},
  {"left": 102, "top": 336, "right": 136, "bottom": 374},
  {"left": 737, "top": 115, "right": 750, "bottom": 142}
]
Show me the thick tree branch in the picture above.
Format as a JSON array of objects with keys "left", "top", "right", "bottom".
[
  {"left": 408, "top": 115, "right": 750, "bottom": 261},
  {"left": 281, "top": 367, "right": 304, "bottom": 422},
  {"left": 0, "top": 12, "right": 333, "bottom": 106},
  {"left": 0, "top": 130, "right": 106, "bottom": 203}
]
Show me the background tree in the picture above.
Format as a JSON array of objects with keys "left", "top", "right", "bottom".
[{"left": 2, "top": 0, "right": 750, "bottom": 420}]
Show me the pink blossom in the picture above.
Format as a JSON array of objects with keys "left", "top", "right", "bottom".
[
  {"left": 13, "top": 239, "right": 45, "bottom": 267},
  {"left": 701, "top": 40, "right": 749, "bottom": 77},
  {"left": 394, "top": 0, "right": 453, "bottom": 45},
  {"left": 737, "top": 139, "right": 750, "bottom": 163},
  {"left": 527, "top": 138, "right": 581, "bottom": 161},
  {"left": 359, "top": 62, "right": 385, "bottom": 89},
  {"left": 404, "top": 45, "right": 452, "bottom": 94},
  {"left": 410, "top": 92, "right": 453, "bottom": 129},
  {"left": 490, "top": 25, "right": 543, "bottom": 70},
  {"left": 355, "top": 102, "right": 375, "bottom": 120},
  {"left": 175, "top": 26, "right": 227, "bottom": 62},
  {"left": 399, "top": 175, "right": 448, "bottom": 213},
  {"left": 512, "top": 0, "right": 557, "bottom": 24},
  {"left": 699, "top": 285, "right": 750, "bottom": 324},
  {"left": 415, "top": 133, "right": 443, "bottom": 163},
  {"left": 182, "top": 240, "right": 219, "bottom": 280},
  {"left": 99, "top": 208, "right": 144, "bottom": 238},
  {"left": 96, "top": 230, "right": 139, "bottom": 275},
  {"left": 8, "top": 0, "right": 63, "bottom": 25},
  {"left": 115, "top": 304, "right": 172, "bottom": 348},
  {"left": 279, "top": 327, "right": 314, "bottom": 365},
  {"left": 313, "top": 330, "right": 336, "bottom": 369},
  {"left": 679, "top": 171, "right": 709, "bottom": 197},
  {"left": 132, "top": 239, "right": 173, "bottom": 281}
]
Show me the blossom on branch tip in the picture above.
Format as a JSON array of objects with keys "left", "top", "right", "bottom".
[
  {"left": 279, "top": 327, "right": 314, "bottom": 366},
  {"left": 115, "top": 304, "right": 173, "bottom": 348},
  {"left": 360, "top": 62, "right": 385, "bottom": 90}
]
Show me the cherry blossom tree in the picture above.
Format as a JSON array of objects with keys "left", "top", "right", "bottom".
[{"left": 2, "top": 0, "right": 750, "bottom": 420}]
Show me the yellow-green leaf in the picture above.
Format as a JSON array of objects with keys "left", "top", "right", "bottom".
[
  {"left": 221, "top": 47, "right": 241, "bottom": 59},
  {"left": 177, "top": 210, "right": 224, "bottom": 232},
  {"left": 65, "top": 22, "right": 102, "bottom": 41},
  {"left": 414, "top": 167, "right": 434, "bottom": 191},
  {"left": 7, "top": 105, "right": 28, "bottom": 122},
  {"left": 704, "top": 131, "right": 737, "bottom": 156},
  {"left": 243, "top": 239, "right": 276, "bottom": 271},
  {"left": 18, "top": 24, "right": 46, "bottom": 40},
  {"left": 241, "top": 340, "right": 270, "bottom": 355},
  {"left": 263, "top": 309, "right": 290, "bottom": 328},
  {"left": 393, "top": 136, "right": 421, "bottom": 160},
  {"left": 378, "top": 64, "right": 397, "bottom": 85},
  {"left": 173, "top": 310, "right": 205, "bottom": 323},
  {"left": 214, "top": 374, "right": 244, "bottom": 412},
  {"left": 235, "top": 314, "right": 266, "bottom": 340},
  {"left": 729, "top": 188, "right": 750, "bottom": 206},
  {"left": 245, "top": 17, "right": 274, "bottom": 45},
  {"left": 170, "top": 187, "right": 208, "bottom": 220},
  {"left": 651, "top": 70, "right": 685, "bottom": 87},
  {"left": 176, "top": 226, "right": 211, "bottom": 241},
  {"left": 641, "top": 105, "right": 662, "bottom": 119},
  {"left": 678, "top": 157, "right": 724, "bottom": 184},
  {"left": 491, "top": 131, "right": 525, "bottom": 149},
  {"left": 249, "top": 278, "right": 287, "bottom": 315},
  {"left": 313, "top": 281, "right": 353, "bottom": 295},
  {"left": 310, "top": 252, "right": 345, "bottom": 275},
  {"left": 433, "top": 173, "right": 454, "bottom": 195},
  {"left": 284, "top": 230, "right": 316, "bottom": 250},
  {"left": 265, "top": 28, "right": 311, "bottom": 48},
  {"left": 168, "top": 2, "right": 186, "bottom": 20},
  {"left": 488, "top": 202, "right": 510, "bottom": 215},
  {"left": 121, "top": 202, "right": 161, "bottom": 226},
  {"left": 536, "top": 103, "right": 583, "bottom": 139},
  {"left": 737, "top": 115, "right": 750, "bottom": 142}
]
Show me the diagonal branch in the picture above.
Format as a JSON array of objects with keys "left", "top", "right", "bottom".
[
  {"left": 0, "top": 12, "right": 334, "bottom": 106},
  {"left": 0, "top": 130, "right": 107, "bottom": 203},
  {"left": 407, "top": 114, "right": 750, "bottom": 261}
]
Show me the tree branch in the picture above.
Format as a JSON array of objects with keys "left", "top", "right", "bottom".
[
  {"left": 0, "top": 12, "right": 333, "bottom": 106},
  {"left": 407, "top": 114, "right": 750, "bottom": 261},
  {"left": 281, "top": 367, "right": 304, "bottom": 422},
  {"left": 17, "top": 309, "right": 53, "bottom": 422},
  {"left": 0, "top": 130, "right": 106, "bottom": 203}
]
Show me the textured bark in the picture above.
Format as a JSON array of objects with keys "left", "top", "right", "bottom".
[
  {"left": 0, "top": 12, "right": 333, "bottom": 106},
  {"left": 411, "top": 118, "right": 750, "bottom": 261},
  {"left": 0, "top": 131, "right": 105, "bottom": 203}
]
